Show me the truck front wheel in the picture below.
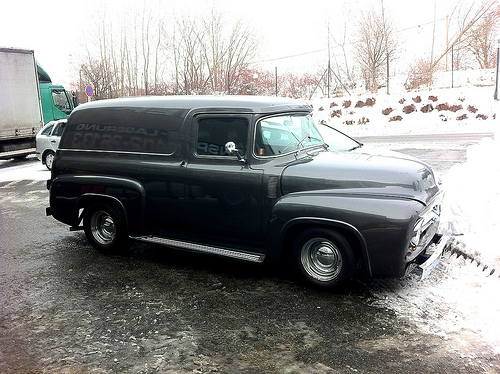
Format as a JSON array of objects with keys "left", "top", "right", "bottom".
[
  {"left": 292, "top": 228, "right": 355, "bottom": 289},
  {"left": 83, "top": 204, "right": 130, "bottom": 254}
]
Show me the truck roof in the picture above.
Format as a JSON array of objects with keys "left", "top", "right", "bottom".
[{"left": 72, "top": 95, "right": 312, "bottom": 115}]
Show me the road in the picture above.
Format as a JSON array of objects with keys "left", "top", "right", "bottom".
[
  {"left": 356, "top": 132, "right": 494, "bottom": 176},
  {"left": 1, "top": 133, "right": 498, "bottom": 373}
]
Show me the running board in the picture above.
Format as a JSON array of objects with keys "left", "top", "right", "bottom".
[{"left": 136, "top": 236, "right": 265, "bottom": 263}]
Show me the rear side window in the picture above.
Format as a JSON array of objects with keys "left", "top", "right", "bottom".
[
  {"left": 40, "top": 124, "right": 54, "bottom": 135},
  {"left": 60, "top": 107, "right": 184, "bottom": 154},
  {"left": 52, "top": 122, "right": 66, "bottom": 137},
  {"left": 196, "top": 117, "right": 248, "bottom": 156}
]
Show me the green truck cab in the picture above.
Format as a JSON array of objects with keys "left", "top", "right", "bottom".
[{"left": 37, "top": 63, "right": 77, "bottom": 124}]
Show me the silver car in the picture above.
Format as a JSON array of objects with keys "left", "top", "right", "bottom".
[{"left": 35, "top": 119, "right": 66, "bottom": 170}]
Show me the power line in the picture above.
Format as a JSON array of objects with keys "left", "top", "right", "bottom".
[
  {"left": 397, "top": 17, "right": 446, "bottom": 33},
  {"left": 255, "top": 48, "right": 327, "bottom": 64}
]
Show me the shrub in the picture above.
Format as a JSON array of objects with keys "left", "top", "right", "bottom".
[
  {"left": 436, "top": 103, "right": 450, "bottom": 111},
  {"left": 420, "top": 104, "right": 434, "bottom": 113},
  {"left": 389, "top": 115, "right": 403, "bottom": 122},
  {"left": 365, "top": 98, "right": 376, "bottom": 106},
  {"left": 358, "top": 117, "right": 369, "bottom": 125},
  {"left": 403, "top": 104, "right": 417, "bottom": 114},
  {"left": 331, "top": 110, "right": 342, "bottom": 118}
]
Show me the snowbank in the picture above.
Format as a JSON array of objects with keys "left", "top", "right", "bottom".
[
  {"left": 0, "top": 155, "right": 50, "bottom": 183},
  {"left": 442, "top": 136, "right": 500, "bottom": 269}
]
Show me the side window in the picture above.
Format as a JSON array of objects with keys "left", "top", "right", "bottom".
[
  {"left": 196, "top": 118, "right": 248, "bottom": 156},
  {"left": 41, "top": 124, "right": 54, "bottom": 136},
  {"left": 59, "top": 107, "right": 183, "bottom": 154},
  {"left": 52, "top": 89, "right": 71, "bottom": 113},
  {"left": 51, "top": 122, "right": 66, "bottom": 137}
]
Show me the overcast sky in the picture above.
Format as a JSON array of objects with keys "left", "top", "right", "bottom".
[{"left": 0, "top": 0, "right": 485, "bottom": 89}]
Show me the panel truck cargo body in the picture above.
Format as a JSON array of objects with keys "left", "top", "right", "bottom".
[{"left": 0, "top": 47, "right": 44, "bottom": 159}]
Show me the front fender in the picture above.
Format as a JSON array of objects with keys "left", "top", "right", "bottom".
[{"left": 265, "top": 192, "right": 424, "bottom": 277}]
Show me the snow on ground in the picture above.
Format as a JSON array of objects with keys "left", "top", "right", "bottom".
[{"left": 0, "top": 155, "right": 50, "bottom": 183}]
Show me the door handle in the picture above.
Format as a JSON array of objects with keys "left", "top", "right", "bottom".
[{"left": 180, "top": 160, "right": 187, "bottom": 167}]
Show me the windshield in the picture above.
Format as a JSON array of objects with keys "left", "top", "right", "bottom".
[
  {"left": 254, "top": 114, "right": 324, "bottom": 156},
  {"left": 316, "top": 123, "right": 362, "bottom": 151}
]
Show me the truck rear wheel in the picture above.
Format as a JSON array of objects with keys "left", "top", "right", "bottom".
[
  {"left": 292, "top": 228, "right": 355, "bottom": 289},
  {"left": 83, "top": 204, "right": 130, "bottom": 254}
]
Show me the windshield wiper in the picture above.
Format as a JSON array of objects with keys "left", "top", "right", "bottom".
[
  {"left": 348, "top": 142, "right": 363, "bottom": 151},
  {"left": 296, "top": 135, "right": 325, "bottom": 150}
]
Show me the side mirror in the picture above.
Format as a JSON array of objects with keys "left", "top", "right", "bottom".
[{"left": 225, "top": 141, "right": 245, "bottom": 163}]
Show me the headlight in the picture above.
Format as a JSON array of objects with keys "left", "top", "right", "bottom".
[{"left": 409, "top": 218, "right": 423, "bottom": 252}]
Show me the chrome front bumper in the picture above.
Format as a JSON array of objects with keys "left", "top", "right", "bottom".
[{"left": 408, "top": 222, "right": 453, "bottom": 279}]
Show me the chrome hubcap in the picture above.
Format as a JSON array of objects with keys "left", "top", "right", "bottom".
[
  {"left": 90, "top": 211, "right": 116, "bottom": 245},
  {"left": 46, "top": 153, "right": 54, "bottom": 169},
  {"left": 300, "top": 238, "right": 342, "bottom": 281}
]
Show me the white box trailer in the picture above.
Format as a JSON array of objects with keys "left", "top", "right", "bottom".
[{"left": 0, "top": 47, "right": 44, "bottom": 159}]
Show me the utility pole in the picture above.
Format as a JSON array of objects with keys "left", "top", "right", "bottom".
[
  {"left": 386, "top": 53, "right": 389, "bottom": 94},
  {"left": 451, "top": 45, "right": 454, "bottom": 88},
  {"left": 275, "top": 67, "right": 278, "bottom": 97},
  {"left": 445, "top": 15, "right": 449, "bottom": 70},
  {"left": 495, "top": 39, "right": 499, "bottom": 100},
  {"left": 327, "top": 22, "right": 331, "bottom": 99}
]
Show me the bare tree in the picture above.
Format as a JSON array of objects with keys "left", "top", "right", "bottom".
[
  {"left": 463, "top": 5, "right": 500, "bottom": 69},
  {"left": 80, "top": 58, "right": 115, "bottom": 100},
  {"left": 432, "top": 0, "right": 498, "bottom": 71},
  {"left": 176, "top": 17, "right": 208, "bottom": 94},
  {"left": 224, "top": 20, "right": 258, "bottom": 94},
  {"left": 77, "top": 4, "right": 260, "bottom": 98},
  {"left": 354, "top": 3, "right": 396, "bottom": 93},
  {"left": 331, "top": 21, "right": 354, "bottom": 84}
]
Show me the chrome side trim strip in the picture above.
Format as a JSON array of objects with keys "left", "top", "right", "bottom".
[
  {"left": 136, "top": 236, "right": 265, "bottom": 263},
  {"left": 59, "top": 148, "right": 174, "bottom": 157}
]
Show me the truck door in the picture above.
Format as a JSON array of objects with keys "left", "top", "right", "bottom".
[{"left": 180, "top": 115, "right": 264, "bottom": 249}]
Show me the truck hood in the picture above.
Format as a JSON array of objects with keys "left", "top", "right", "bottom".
[{"left": 281, "top": 147, "right": 440, "bottom": 205}]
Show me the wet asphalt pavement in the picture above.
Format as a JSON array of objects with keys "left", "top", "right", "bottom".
[{"left": 1, "top": 135, "right": 499, "bottom": 373}]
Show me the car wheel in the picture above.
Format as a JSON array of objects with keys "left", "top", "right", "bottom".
[
  {"left": 292, "top": 228, "right": 355, "bottom": 289},
  {"left": 83, "top": 204, "right": 130, "bottom": 254},
  {"left": 44, "top": 151, "right": 55, "bottom": 170}
]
